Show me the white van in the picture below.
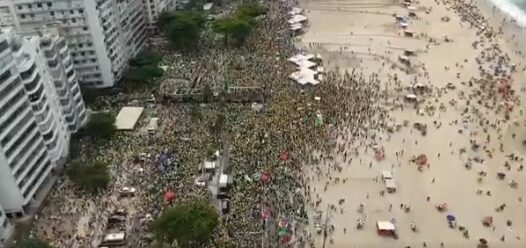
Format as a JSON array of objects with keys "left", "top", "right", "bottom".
[{"left": 148, "top": 118, "right": 159, "bottom": 134}]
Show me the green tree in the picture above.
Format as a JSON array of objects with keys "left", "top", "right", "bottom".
[
  {"left": 152, "top": 200, "right": 219, "bottom": 247},
  {"left": 190, "top": 104, "right": 202, "bottom": 123},
  {"left": 129, "top": 50, "right": 162, "bottom": 67},
  {"left": 212, "top": 3, "right": 265, "bottom": 45},
  {"left": 123, "top": 64, "right": 164, "bottom": 82},
  {"left": 209, "top": 112, "right": 225, "bottom": 137},
  {"left": 213, "top": 16, "right": 253, "bottom": 45},
  {"left": 124, "top": 50, "right": 164, "bottom": 84},
  {"left": 67, "top": 160, "right": 110, "bottom": 193},
  {"left": 15, "top": 238, "right": 53, "bottom": 248},
  {"left": 158, "top": 10, "right": 205, "bottom": 51},
  {"left": 86, "top": 112, "right": 116, "bottom": 139},
  {"left": 236, "top": 2, "right": 266, "bottom": 20}
]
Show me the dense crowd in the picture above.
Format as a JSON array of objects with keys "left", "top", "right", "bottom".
[{"left": 29, "top": 0, "right": 387, "bottom": 247}]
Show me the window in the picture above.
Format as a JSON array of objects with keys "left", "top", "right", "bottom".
[
  {"left": 20, "top": 14, "right": 26, "bottom": 19},
  {"left": 25, "top": 74, "right": 41, "bottom": 92},
  {"left": 50, "top": 11, "right": 54, "bottom": 16},
  {"left": 37, "top": 3, "right": 42, "bottom": 8},
  {"left": 0, "top": 90, "right": 24, "bottom": 125},
  {"left": 47, "top": 2, "right": 52, "bottom": 7},
  {"left": 71, "top": 18, "right": 76, "bottom": 23},
  {"left": 0, "top": 40, "right": 8, "bottom": 53},
  {"left": 27, "top": 4, "right": 32, "bottom": 9},
  {"left": 0, "top": 68, "right": 12, "bottom": 83},
  {"left": 29, "top": 14, "right": 34, "bottom": 18},
  {"left": 20, "top": 64, "right": 36, "bottom": 79},
  {"left": 17, "top": 5, "right": 22, "bottom": 10},
  {"left": 69, "top": 10, "right": 74, "bottom": 14},
  {"left": 78, "top": 9, "right": 83, "bottom": 14}
]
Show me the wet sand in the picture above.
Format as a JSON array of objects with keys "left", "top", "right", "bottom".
[{"left": 300, "top": 0, "right": 526, "bottom": 247}]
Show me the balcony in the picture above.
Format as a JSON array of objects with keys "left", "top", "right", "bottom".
[
  {"left": 22, "top": 160, "right": 53, "bottom": 201},
  {"left": 24, "top": 74, "right": 41, "bottom": 93},
  {"left": 66, "top": 69, "right": 76, "bottom": 83},
  {"left": 14, "top": 145, "right": 46, "bottom": 182},
  {"left": 27, "top": 83, "right": 44, "bottom": 102},
  {"left": 12, "top": 140, "right": 43, "bottom": 174}
]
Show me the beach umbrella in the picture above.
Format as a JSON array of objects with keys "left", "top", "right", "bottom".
[
  {"left": 281, "top": 234, "right": 291, "bottom": 243},
  {"left": 164, "top": 190, "right": 176, "bottom": 203},
  {"left": 260, "top": 172, "right": 270, "bottom": 183},
  {"left": 279, "top": 151, "right": 289, "bottom": 161},
  {"left": 261, "top": 208, "right": 270, "bottom": 220}
]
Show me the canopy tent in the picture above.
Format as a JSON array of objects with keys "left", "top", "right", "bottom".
[
  {"left": 289, "top": 69, "right": 320, "bottom": 86},
  {"left": 381, "top": 170, "right": 393, "bottom": 179},
  {"left": 164, "top": 190, "right": 176, "bottom": 203},
  {"left": 298, "top": 60, "right": 317, "bottom": 70},
  {"left": 405, "top": 94, "right": 417, "bottom": 99},
  {"left": 287, "top": 54, "right": 315, "bottom": 66},
  {"left": 290, "top": 23, "right": 303, "bottom": 31},
  {"left": 289, "top": 7, "right": 303, "bottom": 15},
  {"left": 377, "top": 221, "right": 395, "bottom": 231},
  {"left": 385, "top": 179, "right": 396, "bottom": 189},
  {"left": 115, "top": 107, "right": 144, "bottom": 130},
  {"left": 288, "top": 14, "right": 308, "bottom": 24}
]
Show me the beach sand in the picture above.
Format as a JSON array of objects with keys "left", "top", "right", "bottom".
[{"left": 299, "top": 0, "right": 526, "bottom": 247}]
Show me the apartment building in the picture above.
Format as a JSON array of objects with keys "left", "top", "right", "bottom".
[
  {"left": 143, "top": 0, "right": 177, "bottom": 31},
  {"left": 0, "top": 26, "right": 85, "bottom": 221},
  {"left": 0, "top": 0, "right": 148, "bottom": 88}
]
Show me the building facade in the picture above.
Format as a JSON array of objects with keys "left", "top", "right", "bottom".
[
  {"left": 0, "top": 26, "right": 85, "bottom": 221},
  {"left": 143, "top": 0, "right": 177, "bottom": 32},
  {"left": 0, "top": 0, "right": 148, "bottom": 88}
]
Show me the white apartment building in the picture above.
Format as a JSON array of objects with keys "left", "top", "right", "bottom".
[
  {"left": 0, "top": 26, "right": 85, "bottom": 221},
  {"left": 0, "top": 0, "right": 148, "bottom": 88},
  {"left": 143, "top": 0, "right": 177, "bottom": 32}
]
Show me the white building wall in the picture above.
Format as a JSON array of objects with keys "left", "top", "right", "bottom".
[
  {"left": 144, "top": 0, "right": 177, "bottom": 31},
  {"left": 15, "top": 33, "right": 68, "bottom": 162},
  {"left": 0, "top": 0, "right": 148, "bottom": 88},
  {"left": 0, "top": 26, "right": 86, "bottom": 217}
]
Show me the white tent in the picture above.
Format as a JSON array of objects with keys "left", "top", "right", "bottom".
[
  {"left": 405, "top": 93, "right": 417, "bottom": 100},
  {"left": 298, "top": 60, "right": 317, "bottom": 69},
  {"left": 289, "top": 7, "right": 303, "bottom": 15},
  {"left": 289, "top": 69, "right": 320, "bottom": 86},
  {"left": 288, "top": 54, "right": 315, "bottom": 66},
  {"left": 288, "top": 14, "right": 307, "bottom": 24},
  {"left": 381, "top": 170, "right": 393, "bottom": 179},
  {"left": 377, "top": 221, "right": 395, "bottom": 231},
  {"left": 290, "top": 23, "right": 303, "bottom": 31},
  {"left": 115, "top": 107, "right": 144, "bottom": 130}
]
